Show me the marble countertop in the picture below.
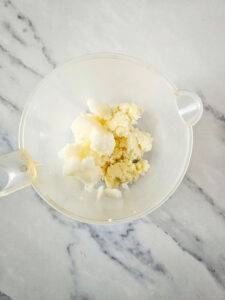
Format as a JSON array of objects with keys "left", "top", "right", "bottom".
[{"left": 0, "top": 0, "right": 225, "bottom": 299}]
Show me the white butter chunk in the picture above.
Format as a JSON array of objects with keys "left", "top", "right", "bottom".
[
  {"left": 63, "top": 156, "right": 103, "bottom": 187},
  {"left": 87, "top": 98, "right": 112, "bottom": 120},
  {"left": 71, "top": 112, "right": 115, "bottom": 156},
  {"left": 90, "top": 127, "right": 115, "bottom": 156},
  {"left": 71, "top": 113, "right": 100, "bottom": 141},
  {"left": 97, "top": 186, "right": 122, "bottom": 199}
]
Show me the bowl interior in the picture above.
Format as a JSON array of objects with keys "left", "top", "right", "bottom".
[{"left": 20, "top": 54, "right": 191, "bottom": 223}]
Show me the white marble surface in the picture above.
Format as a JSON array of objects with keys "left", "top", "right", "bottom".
[{"left": 0, "top": 0, "right": 225, "bottom": 299}]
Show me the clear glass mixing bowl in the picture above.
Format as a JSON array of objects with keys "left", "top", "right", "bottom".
[{"left": 0, "top": 54, "right": 203, "bottom": 224}]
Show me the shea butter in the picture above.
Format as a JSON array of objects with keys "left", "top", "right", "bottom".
[{"left": 59, "top": 100, "right": 152, "bottom": 196}]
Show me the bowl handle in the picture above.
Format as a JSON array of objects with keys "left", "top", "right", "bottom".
[
  {"left": 175, "top": 90, "right": 203, "bottom": 126},
  {"left": 0, "top": 150, "right": 37, "bottom": 197}
]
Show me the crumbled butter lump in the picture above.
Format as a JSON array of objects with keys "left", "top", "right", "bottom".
[
  {"left": 105, "top": 159, "right": 149, "bottom": 188},
  {"left": 59, "top": 100, "right": 152, "bottom": 194}
]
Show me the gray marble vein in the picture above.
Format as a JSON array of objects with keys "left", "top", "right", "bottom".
[
  {"left": 0, "top": 43, "right": 42, "bottom": 77},
  {"left": 184, "top": 175, "right": 225, "bottom": 220},
  {"left": 0, "top": 291, "right": 12, "bottom": 300},
  {"left": 15, "top": 13, "right": 56, "bottom": 69},
  {"left": 2, "top": 21, "right": 27, "bottom": 46},
  {"left": 203, "top": 103, "right": 225, "bottom": 123},
  {"left": 0, "top": 134, "right": 13, "bottom": 151},
  {"left": 151, "top": 218, "right": 225, "bottom": 289},
  {"left": 0, "top": 0, "right": 225, "bottom": 300},
  {"left": 149, "top": 187, "right": 225, "bottom": 291},
  {"left": 2, "top": 0, "right": 56, "bottom": 69},
  {"left": 0, "top": 94, "right": 21, "bottom": 113},
  {"left": 197, "top": 90, "right": 225, "bottom": 124}
]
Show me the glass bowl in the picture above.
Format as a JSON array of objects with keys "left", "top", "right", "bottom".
[{"left": 0, "top": 54, "right": 203, "bottom": 224}]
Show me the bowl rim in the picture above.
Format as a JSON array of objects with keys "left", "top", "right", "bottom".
[{"left": 18, "top": 52, "right": 193, "bottom": 225}]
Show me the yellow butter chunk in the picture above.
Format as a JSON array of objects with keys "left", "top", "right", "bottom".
[
  {"left": 106, "top": 110, "right": 131, "bottom": 137},
  {"left": 59, "top": 100, "right": 152, "bottom": 193},
  {"left": 117, "top": 102, "right": 143, "bottom": 122},
  {"left": 105, "top": 159, "right": 149, "bottom": 188}
]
